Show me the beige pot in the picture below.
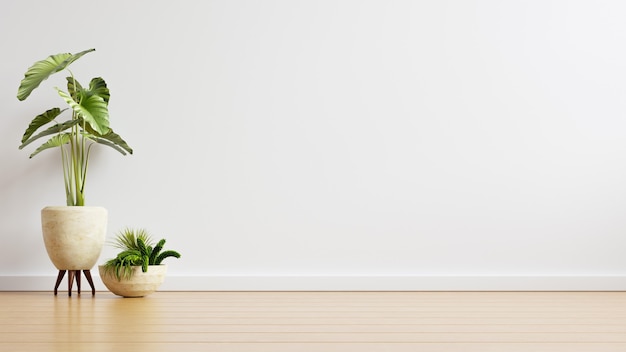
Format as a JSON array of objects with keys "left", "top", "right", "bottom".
[
  {"left": 99, "top": 265, "right": 167, "bottom": 298},
  {"left": 41, "top": 206, "right": 107, "bottom": 270}
]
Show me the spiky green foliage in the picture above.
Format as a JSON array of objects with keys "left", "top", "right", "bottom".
[
  {"left": 102, "top": 228, "right": 181, "bottom": 281},
  {"left": 155, "top": 250, "right": 182, "bottom": 265},
  {"left": 149, "top": 239, "right": 166, "bottom": 264},
  {"left": 111, "top": 227, "right": 153, "bottom": 251},
  {"left": 16, "top": 49, "right": 132, "bottom": 206}
]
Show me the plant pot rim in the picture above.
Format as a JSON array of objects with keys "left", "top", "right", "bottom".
[
  {"left": 98, "top": 264, "right": 168, "bottom": 279},
  {"left": 98, "top": 264, "right": 167, "bottom": 268},
  {"left": 43, "top": 205, "right": 107, "bottom": 210}
]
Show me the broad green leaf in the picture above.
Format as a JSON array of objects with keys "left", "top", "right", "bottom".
[
  {"left": 57, "top": 89, "right": 110, "bottom": 135},
  {"left": 17, "top": 48, "right": 95, "bottom": 101},
  {"left": 66, "top": 76, "right": 84, "bottom": 102},
  {"left": 90, "top": 138, "right": 127, "bottom": 155},
  {"left": 89, "top": 77, "right": 110, "bottom": 104},
  {"left": 29, "top": 133, "right": 70, "bottom": 158},
  {"left": 92, "top": 129, "right": 133, "bottom": 155},
  {"left": 21, "top": 107, "right": 65, "bottom": 143},
  {"left": 20, "top": 119, "right": 79, "bottom": 149}
]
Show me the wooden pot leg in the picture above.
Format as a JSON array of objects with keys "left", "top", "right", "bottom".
[
  {"left": 54, "top": 270, "right": 66, "bottom": 296},
  {"left": 76, "top": 270, "right": 82, "bottom": 294},
  {"left": 83, "top": 270, "right": 96, "bottom": 296},
  {"left": 53, "top": 270, "right": 96, "bottom": 296},
  {"left": 67, "top": 270, "right": 75, "bottom": 297}
]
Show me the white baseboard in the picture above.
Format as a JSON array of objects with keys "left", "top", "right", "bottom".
[{"left": 1, "top": 275, "right": 626, "bottom": 291}]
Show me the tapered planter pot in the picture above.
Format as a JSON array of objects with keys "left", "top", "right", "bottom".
[
  {"left": 99, "top": 265, "right": 167, "bottom": 298},
  {"left": 41, "top": 206, "right": 107, "bottom": 295}
]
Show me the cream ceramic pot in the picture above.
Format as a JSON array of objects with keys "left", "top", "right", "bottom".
[
  {"left": 99, "top": 265, "right": 167, "bottom": 297},
  {"left": 41, "top": 206, "right": 107, "bottom": 270}
]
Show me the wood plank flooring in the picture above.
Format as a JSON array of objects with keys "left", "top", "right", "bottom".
[{"left": 1, "top": 291, "right": 626, "bottom": 351}]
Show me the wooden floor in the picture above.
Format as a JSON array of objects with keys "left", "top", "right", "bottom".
[{"left": 1, "top": 291, "right": 626, "bottom": 351}]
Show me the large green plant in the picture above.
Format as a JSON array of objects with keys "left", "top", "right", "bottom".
[
  {"left": 16, "top": 48, "right": 132, "bottom": 206},
  {"left": 102, "top": 228, "right": 181, "bottom": 281}
]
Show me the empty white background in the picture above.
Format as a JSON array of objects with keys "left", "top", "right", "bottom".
[{"left": 1, "top": 0, "right": 626, "bottom": 290}]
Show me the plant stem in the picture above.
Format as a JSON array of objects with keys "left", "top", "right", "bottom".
[{"left": 61, "top": 142, "right": 71, "bottom": 206}]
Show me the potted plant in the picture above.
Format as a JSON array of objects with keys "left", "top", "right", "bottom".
[
  {"left": 99, "top": 228, "right": 181, "bottom": 297},
  {"left": 16, "top": 48, "right": 133, "bottom": 295}
]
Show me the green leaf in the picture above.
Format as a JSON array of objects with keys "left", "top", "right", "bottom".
[
  {"left": 142, "top": 256, "right": 149, "bottom": 272},
  {"left": 89, "top": 77, "right": 110, "bottom": 104},
  {"left": 88, "top": 137, "right": 126, "bottom": 155},
  {"left": 57, "top": 89, "right": 110, "bottom": 135},
  {"left": 20, "top": 108, "right": 65, "bottom": 143},
  {"left": 117, "top": 249, "right": 141, "bottom": 260},
  {"left": 17, "top": 48, "right": 95, "bottom": 101},
  {"left": 150, "top": 239, "right": 166, "bottom": 265},
  {"left": 66, "top": 76, "right": 84, "bottom": 102},
  {"left": 20, "top": 119, "right": 79, "bottom": 150},
  {"left": 155, "top": 250, "right": 181, "bottom": 265},
  {"left": 28, "top": 133, "right": 70, "bottom": 158},
  {"left": 91, "top": 129, "right": 133, "bottom": 155},
  {"left": 137, "top": 238, "right": 148, "bottom": 256},
  {"left": 111, "top": 228, "right": 153, "bottom": 250}
]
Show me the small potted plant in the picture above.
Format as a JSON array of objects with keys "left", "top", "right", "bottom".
[
  {"left": 99, "top": 228, "right": 181, "bottom": 297},
  {"left": 16, "top": 48, "right": 133, "bottom": 295}
]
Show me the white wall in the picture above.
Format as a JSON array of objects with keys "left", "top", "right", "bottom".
[{"left": 1, "top": 0, "right": 626, "bottom": 290}]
